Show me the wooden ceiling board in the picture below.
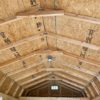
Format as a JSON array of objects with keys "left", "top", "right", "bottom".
[
  {"left": 17, "top": 71, "right": 46, "bottom": 85},
  {"left": 40, "top": 0, "right": 100, "bottom": 19},
  {"left": 0, "top": 0, "right": 100, "bottom": 98}
]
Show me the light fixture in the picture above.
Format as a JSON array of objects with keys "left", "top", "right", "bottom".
[{"left": 47, "top": 55, "right": 53, "bottom": 62}]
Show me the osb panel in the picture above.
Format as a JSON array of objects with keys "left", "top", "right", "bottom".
[
  {"left": 86, "top": 48, "right": 100, "bottom": 62},
  {"left": 0, "top": 17, "right": 44, "bottom": 42},
  {"left": 52, "top": 61, "right": 93, "bottom": 81},
  {"left": 81, "top": 63, "right": 100, "bottom": 72},
  {"left": 43, "top": 16, "right": 56, "bottom": 33},
  {"left": 47, "top": 37, "right": 82, "bottom": 56},
  {"left": 4, "top": 18, "right": 44, "bottom": 41},
  {"left": 0, "top": 0, "right": 99, "bottom": 96},
  {"left": 0, "top": 0, "right": 31, "bottom": 19},
  {"left": 47, "top": 37, "right": 57, "bottom": 48},
  {"left": 57, "top": 40, "right": 81, "bottom": 56},
  {"left": 23, "top": 76, "right": 48, "bottom": 88},
  {"left": 41, "top": 0, "right": 100, "bottom": 45},
  {"left": 17, "top": 71, "right": 46, "bottom": 85},
  {"left": 0, "top": 61, "right": 28, "bottom": 73},
  {"left": 15, "top": 38, "right": 46, "bottom": 56},
  {"left": 55, "top": 72, "right": 86, "bottom": 86},
  {"left": 43, "top": 16, "right": 100, "bottom": 67},
  {"left": 0, "top": 50, "right": 15, "bottom": 64},
  {"left": 25, "top": 80, "right": 48, "bottom": 91},
  {"left": 0, "top": 50, "right": 46, "bottom": 74},
  {"left": 10, "top": 64, "right": 45, "bottom": 80},
  {"left": 0, "top": 16, "right": 46, "bottom": 64},
  {"left": 47, "top": 38, "right": 100, "bottom": 73},
  {"left": 60, "top": 54, "right": 100, "bottom": 73},
  {"left": 0, "top": 39, "right": 46, "bottom": 66},
  {"left": 40, "top": 0, "right": 100, "bottom": 19},
  {"left": 44, "top": 16, "right": 100, "bottom": 45},
  {"left": 56, "top": 16, "right": 91, "bottom": 41}
]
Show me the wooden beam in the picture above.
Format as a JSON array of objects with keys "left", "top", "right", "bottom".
[
  {"left": 11, "top": 67, "right": 46, "bottom": 81},
  {"left": 0, "top": 17, "right": 22, "bottom": 26},
  {"left": 28, "top": 81, "right": 81, "bottom": 94},
  {"left": 84, "top": 88, "right": 91, "bottom": 98},
  {"left": 87, "top": 86, "right": 95, "bottom": 98},
  {"left": 8, "top": 65, "right": 90, "bottom": 89},
  {"left": 7, "top": 59, "right": 46, "bottom": 76},
  {"left": 0, "top": 33, "right": 44, "bottom": 54},
  {"left": 55, "top": 62, "right": 94, "bottom": 80},
  {"left": 17, "top": 9, "right": 64, "bottom": 18},
  {"left": 0, "top": 75, "right": 7, "bottom": 87},
  {"left": 45, "top": 68, "right": 91, "bottom": 82},
  {"left": 9, "top": 60, "right": 92, "bottom": 83},
  {"left": 22, "top": 74, "right": 51, "bottom": 88},
  {"left": 51, "top": 47, "right": 100, "bottom": 68},
  {"left": 6, "top": 50, "right": 62, "bottom": 76},
  {"left": 0, "top": 33, "right": 99, "bottom": 70},
  {"left": 24, "top": 75, "right": 84, "bottom": 90},
  {"left": 1, "top": 49, "right": 98, "bottom": 83},
  {"left": 1, "top": 10, "right": 100, "bottom": 26},
  {"left": 59, "top": 83, "right": 83, "bottom": 94},
  {"left": 17, "top": 71, "right": 47, "bottom": 85},
  {"left": 5, "top": 81, "right": 14, "bottom": 94},
  {"left": 4, "top": 50, "right": 94, "bottom": 78},
  {"left": 0, "top": 9, "right": 63, "bottom": 26},
  {"left": 59, "top": 81, "right": 83, "bottom": 92},
  {"left": 0, "top": 6, "right": 38, "bottom": 26},
  {"left": 48, "top": 33, "right": 100, "bottom": 51},
  {"left": 54, "top": 72, "right": 85, "bottom": 88},
  {"left": 24, "top": 78, "right": 49, "bottom": 89},
  {"left": 91, "top": 81, "right": 100, "bottom": 95},
  {"left": 20, "top": 72, "right": 50, "bottom": 86},
  {"left": 24, "top": 80, "right": 48, "bottom": 95},
  {"left": 1, "top": 50, "right": 96, "bottom": 83},
  {"left": 13, "top": 86, "right": 20, "bottom": 97},
  {"left": 65, "top": 13, "right": 100, "bottom": 25},
  {"left": 26, "top": 81, "right": 83, "bottom": 95},
  {"left": 22, "top": 70, "right": 86, "bottom": 89},
  {"left": 0, "top": 32, "right": 99, "bottom": 53},
  {"left": 0, "top": 49, "right": 60, "bottom": 70},
  {"left": 27, "top": 81, "right": 49, "bottom": 93},
  {"left": 49, "top": 74, "right": 84, "bottom": 89},
  {"left": 56, "top": 60, "right": 96, "bottom": 76},
  {"left": 18, "top": 88, "right": 24, "bottom": 97},
  {"left": 10, "top": 67, "right": 89, "bottom": 84}
]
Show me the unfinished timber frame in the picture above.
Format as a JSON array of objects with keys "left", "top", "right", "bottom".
[{"left": 0, "top": 0, "right": 100, "bottom": 100}]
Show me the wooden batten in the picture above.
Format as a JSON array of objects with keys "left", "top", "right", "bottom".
[
  {"left": 65, "top": 13, "right": 100, "bottom": 25},
  {"left": 17, "top": 9, "right": 64, "bottom": 18}
]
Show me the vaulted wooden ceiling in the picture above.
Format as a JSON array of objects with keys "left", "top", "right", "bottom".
[{"left": 0, "top": 0, "right": 100, "bottom": 99}]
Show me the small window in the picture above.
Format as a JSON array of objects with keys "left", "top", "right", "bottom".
[{"left": 51, "top": 85, "right": 59, "bottom": 90}]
